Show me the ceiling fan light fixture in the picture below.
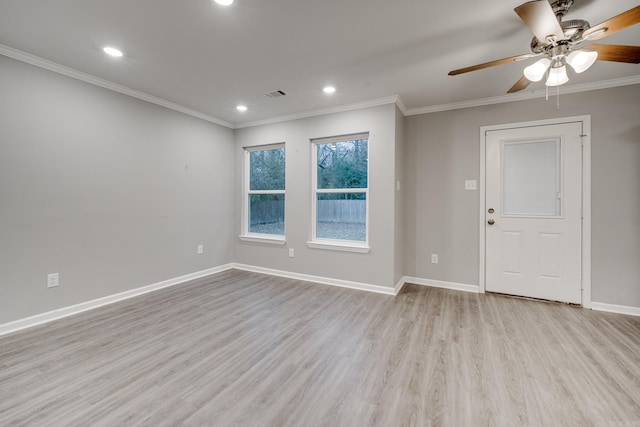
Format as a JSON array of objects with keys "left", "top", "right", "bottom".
[
  {"left": 523, "top": 57, "right": 552, "bottom": 82},
  {"left": 546, "top": 64, "right": 569, "bottom": 87},
  {"left": 566, "top": 49, "right": 598, "bottom": 73}
]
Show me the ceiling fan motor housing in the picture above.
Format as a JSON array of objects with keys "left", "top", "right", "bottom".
[
  {"left": 562, "top": 19, "right": 591, "bottom": 40},
  {"left": 550, "top": 0, "right": 574, "bottom": 18},
  {"left": 530, "top": 19, "right": 591, "bottom": 53}
]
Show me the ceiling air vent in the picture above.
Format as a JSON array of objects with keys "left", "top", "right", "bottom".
[{"left": 264, "top": 90, "right": 286, "bottom": 99}]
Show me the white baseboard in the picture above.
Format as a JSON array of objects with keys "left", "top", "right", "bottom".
[
  {"left": 8, "top": 262, "right": 632, "bottom": 339},
  {"left": 402, "top": 276, "right": 481, "bottom": 294},
  {"left": 394, "top": 277, "right": 406, "bottom": 295},
  {"left": 0, "top": 264, "right": 234, "bottom": 337},
  {"left": 591, "top": 302, "right": 640, "bottom": 317},
  {"left": 0, "top": 266, "right": 492, "bottom": 338},
  {"left": 231, "top": 263, "right": 396, "bottom": 296}
]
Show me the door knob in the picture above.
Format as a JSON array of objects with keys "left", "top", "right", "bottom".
[{"left": 487, "top": 219, "right": 495, "bottom": 225}]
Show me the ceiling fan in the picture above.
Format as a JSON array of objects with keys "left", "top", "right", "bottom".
[{"left": 449, "top": 1, "right": 640, "bottom": 93}]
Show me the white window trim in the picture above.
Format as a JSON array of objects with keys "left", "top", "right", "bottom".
[
  {"left": 239, "top": 234, "right": 286, "bottom": 245},
  {"left": 309, "top": 134, "right": 370, "bottom": 252},
  {"left": 306, "top": 240, "right": 370, "bottom": 253},
  {"left": 239, "top": 143, "right": 286, "bottom": 244}
]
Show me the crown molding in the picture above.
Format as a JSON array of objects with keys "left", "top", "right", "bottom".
[
  {"left": 3, "top": 43, "right": 637, "bottom": 128},
  {"left": 394, "top": 95, "right": 408, "bottom": 116},
  {"left": 0, "top": 44, "right": 401, "bottom": 130},
  {"left": 0, "top": 44, "right": 234, "bottom": 129},
  {"left": 404, "top": 75, "right": 640, "bottom": 116},
  {"left": 235, "top": 95, "right": 401, "bottom": 129}
]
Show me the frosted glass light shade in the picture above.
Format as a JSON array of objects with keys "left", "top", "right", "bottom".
[
  {"left": 546, "top": 65, "right": 569, "bottom": 87},
  {"left": 567, "top": 49, "right": 598, "bottom": 73},
  {"left": 524, "top": 58, "right": 552, "bottom": 82}
]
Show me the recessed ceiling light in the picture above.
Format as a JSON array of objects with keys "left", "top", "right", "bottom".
[
  {"left": 236, "top": 105, "right": 247, "bottom": 112},
  {"left": 214, "top": 0, "right": 233, "bottom": 5},
  {"left": 103, "top": 46, "right": 123, "bottom": 57},
  {"left": 323, "top": 86, "right": 336, "bottom": 94}
]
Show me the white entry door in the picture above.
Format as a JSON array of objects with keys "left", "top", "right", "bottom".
[{"left": 485, "top": 121, "right": 583, "bottom": 304}]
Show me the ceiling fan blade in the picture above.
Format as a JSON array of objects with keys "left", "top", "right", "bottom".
[
  {"left": 585, "top": 44, "right": 640, "bottom": 64},
  {"left": 507, "top": 76, "right": 532, "bottom": 93},
  {"left": 582, "top": 6, "right": 640, "bottom": 41},
  {"left": 514, "top": 1, "right": 565, "bottom": 44},
  {"left": 448, "top": 53, "right": 536, "bottom": 76}
]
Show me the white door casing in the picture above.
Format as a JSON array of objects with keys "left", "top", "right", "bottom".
[{"left": 479, "top": 117, "right": 591, "bottom": 306}]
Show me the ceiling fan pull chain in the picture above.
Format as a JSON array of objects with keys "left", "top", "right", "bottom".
[
  {"left": 546, "top": 83, "right": 549, "bottom": 101},
  {"left": 556, "top": 85, "right": 561, "bottom": 110}
]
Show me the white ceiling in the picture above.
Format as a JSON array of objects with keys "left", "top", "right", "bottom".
[{"left": 0, "top": 0, "right": 638, "bottom": 126}]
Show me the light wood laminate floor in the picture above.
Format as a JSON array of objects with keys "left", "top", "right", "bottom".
[{"left": 1, "top": 269, "right": 639, "bottom": 426}]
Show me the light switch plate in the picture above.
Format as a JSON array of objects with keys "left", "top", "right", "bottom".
[
  {"left": 47, "top": 273, "right": 59, "bottom": 288},
  {"left": 465, "top": 180, "right": 477, "bottom": 190}
]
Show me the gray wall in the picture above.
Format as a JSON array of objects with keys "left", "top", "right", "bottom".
[
  {"left": 404, "top": 84, "right": 640, "bottom": 307},
  {"left": 234, "top": 104, "right": 398, "bottom": 289},
  {"left": 0, "top": 55, "right": 235, "bottom": 324},
  {"left": 394, "top": 106, "right": 406, "bottom": 286},
  {"left": 1, "top": 50, "right": 637, "bottom": 326}
]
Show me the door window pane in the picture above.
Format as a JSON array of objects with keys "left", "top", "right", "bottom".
[{"left": 503, "top": 139, "right": 560, "bottom": 216}]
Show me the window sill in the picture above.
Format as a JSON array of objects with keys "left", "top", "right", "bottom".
[
  {"left": 239, "top": 235, "right": 286, "bottom": 245},
  {"left": 306, "top": 240, "right": 371, "bottom": 253}
]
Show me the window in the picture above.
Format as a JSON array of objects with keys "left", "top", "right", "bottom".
[
  {"left": 242, "top": 144, "right": 285, "bottom": 243},
  {"left": 502, "top": 139, "right": 561, "bottom": 216},
  {"left": 310, "top": 133, "right": 369, "bottom": 252}
]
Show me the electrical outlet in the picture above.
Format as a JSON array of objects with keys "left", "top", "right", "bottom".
[
  {"left": 289, "top": 248, "right": 295, "bottom": 258},
  {"left": 431, "top": 254, "right": 439, "bottom": 264},
  {"left": 197, "top": 244, "right": 204, "bottom": 255},
  {"left": 465, "top": 180, "right": 477, "bottom": 190},
  {"left": 47, "top": 273, "right": 59, "bottom": 288}
]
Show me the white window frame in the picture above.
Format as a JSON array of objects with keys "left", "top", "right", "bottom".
[
  {"left": 239, "top": 143, "right": 286, "bottom": 245},
  {"left": 308, "top": 133, "right": 370, "bottom": 253}
]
